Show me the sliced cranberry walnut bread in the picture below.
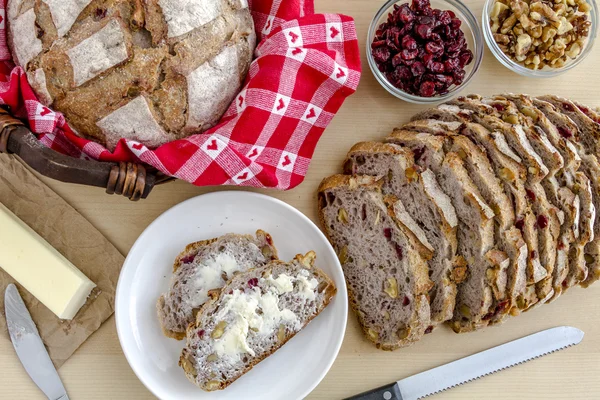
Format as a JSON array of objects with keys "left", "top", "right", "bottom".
[
  {"left": 157, "top": 231, "right": 278, "bottom": 340},
  {"left": 179, "top": 252, "right": 336, "bottom": 391},
  {"left": 344, "top": 142, "right": 461, "bottom": 328},
  {"left": 318, "top": 175, "right": 433, "bottom": 349}
]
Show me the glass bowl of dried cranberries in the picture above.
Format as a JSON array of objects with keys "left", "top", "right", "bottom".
[
  {"left": 483, "top": 0, "right": 597, "bottom": 77},
  {"left": 368, "top": 0, "right": 484, "bottom": 103}
]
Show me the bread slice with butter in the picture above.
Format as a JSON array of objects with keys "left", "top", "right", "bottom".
[
  {"left": 179, "top": 252, "right": 336, "bottom": 391},
  {"left": 157, "top": 231, "right": 278, "bottom": 340}
]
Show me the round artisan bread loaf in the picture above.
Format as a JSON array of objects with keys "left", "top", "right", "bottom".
[{"left": 7, "top": 0, "right": 256, "bottom": 149}]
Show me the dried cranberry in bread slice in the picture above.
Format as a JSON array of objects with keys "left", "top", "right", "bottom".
[
  {"left": 157, "top": 231, "right": 278, "bottom": 340},
  {"left": 179, "top": 252, "right": 336, "bottom": 391},
  {"left": 344, "top": 142, "right": 460, "bottom": 328},
  {"left": 534, "top": 99, "right": 600, "bottom": 290},
  {"left": 318, "top": 175, "right": 433, "bottom": 349},
  {"left": 388, "top": 126, "right": 527, "bottom": 323},
  {"left": 403, "top": 115, "right": 541, "bottom": 312}
]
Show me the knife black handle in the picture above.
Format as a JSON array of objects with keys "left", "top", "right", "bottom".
[{"left": 344, "top": 382, "right": 403, "bottom": 400}]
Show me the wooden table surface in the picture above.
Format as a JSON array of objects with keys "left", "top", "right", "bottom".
[{"left": 2, "top": 0, "right": 600, "bottom": 398}]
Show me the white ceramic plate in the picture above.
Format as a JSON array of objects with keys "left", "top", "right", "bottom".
[{"left": 115, "top": 191, "right": 347, "bottom": 400}]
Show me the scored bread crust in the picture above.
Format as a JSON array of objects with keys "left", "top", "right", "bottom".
[
  {"left": 157, "top": 230, "right": 279, "bottom": 340},
  {"left": 179, "top": 252, "right": 336, "bottom": 391},
  {"left": 318, "top": 174, "right": 433, "bottom": 349}
]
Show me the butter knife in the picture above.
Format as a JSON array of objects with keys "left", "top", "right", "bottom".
[
  {"left": 346, "top": 326, "right": 584, "bottom": 400},
  {"left": 5, "top": 284, "right": 70, "bottom": 400}
]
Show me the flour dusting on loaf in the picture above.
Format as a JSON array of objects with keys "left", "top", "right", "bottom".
[{"left": 7, "top": 0, "right": 256, "bottom": 150}]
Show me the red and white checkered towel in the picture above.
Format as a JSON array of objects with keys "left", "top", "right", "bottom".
[{"left": 0, "top": 0, "right": 361, "bottom": 189}]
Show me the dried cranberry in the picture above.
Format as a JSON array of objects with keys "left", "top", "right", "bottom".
[
  {"left": 430, "top": 62, "right": 445, "bottom": 73},
  {"left": 424, "top": 326, "right": 434, "bottom": 334},
  {"left": 396, "top": 65, "right": 413, "bottom": 81},
  {"left": 450, "top": 18, "right": 462, "bottom": 30},
  {"left": 415, "top": 24, "right": 433, "bottom": 39},
  {"left": 430, "top": 32, "right": 442, "bottom": 42},
  {"left": 530, "top": 250, "right": 537, "bottom": 260},
  {"left": 401, "top": 48, "right": 419, "bottom": 60},
  {"left": 395, "top": 244, "right": 404, "bottom": 259},
  {"left": 371, "top": 40, "right": 387, "bottom": 49},
  {"left": 181, "top": 253, "right": 196, "bottom": 264},
  {"left": 537, "top": 215, "right": 549, "bottom": 229},
  {"left": 372, "top": 47, "right": 391, "bottom": 63},
  {"left": 402, "top": 35, "right": 418, "bottom": 50},
  {"left": 398, "top": 4, "right": 415, "bottom": 24},
  {"left": 412, "top": 0, "right": 431, "bottom": 12},
  {"left": 248, "top": 278, "right": 259, "bottom": 288},
  {"left": 425, "top": 41, "right": 444, "bottom": 54},
  {"left": 558, "top": 126, "right": 573, "bottom": 138},
  {"left": 444, "top": 58, "right": 460, "bottom": 72},
  {"left": 458, "top": 50, "right": 474, "bottom": 67},
  {"left": 417, "top": 15, "right": 435, "bottom": 27},
  {"left": 403, "top": 296, "right": 411, "bottom": 306},
  {"left": 413, "top": 147, "right": 426, "bottom": 163},
  {"left": 563, "top": 103, "right": 575, "bottom": 112},
  {"left": 447, "top": 10, "right": 456, "bottom": 18},
  {"left": 198, "top": 329, "right": 205, "bottom": 338},
  {"left": 384, "top": 228, "right": 392, "bottom": 240},
  {"left": 392, "top": 53, "right": 404, "bottom": 67},
  {"left": 437, "top": 10, "right": 452, "bottom": 25},
  {"left": 578, "top": 105, "right": 590, "bottom": 114},
  {"left": 419, "top": 81, "right": 436, "bottom": 97},
  {"left": 386, "top": 37, "right": 400, "bottom": 52},
  {"left": 411, "top": 61, "right": 426, "bottom": 77},
  {"left": 515, "top": 218, "right": 525, "bottom": 231},
  {"left": 95, "top": 8, "right": 107, "bottom": 20},
  {"left": 526, "top": 189, "right": 536, "bottom": 202},
  {"left": 492, "top": 103, "right": 505, "bottom": 112},
  {"left": 453, "top": 70, "right": 466, "bottom": 85}
]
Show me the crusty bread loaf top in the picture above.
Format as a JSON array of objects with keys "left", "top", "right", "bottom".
[{"left": 7, "top": 0, "right": 256, "bottom": 149}]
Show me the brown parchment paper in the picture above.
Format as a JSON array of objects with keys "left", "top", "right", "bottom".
[{"left": 0, "top": 153, "right": 124, "bottom": 369}]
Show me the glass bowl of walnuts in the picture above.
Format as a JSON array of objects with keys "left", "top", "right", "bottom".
[
  {"left": 483, "top": 0, "right": 598, "bottom": 77},
  {"left": 367, "top": 0, "right": 484, "bottom": 104}
]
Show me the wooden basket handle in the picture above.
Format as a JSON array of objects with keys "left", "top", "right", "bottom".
[{"left": 0, "top": 107, "right": 172, "bottom": 200}]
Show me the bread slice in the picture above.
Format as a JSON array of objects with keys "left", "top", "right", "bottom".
[
  {"left": 318, "top": 175, "right": 433, "bottom": 349},
  {"left": 407, "top": 111, "right": 543, "bottom": 312},
  {"left": 535, "top": 96, "right": 600, "bottom": 288},
  {"left": 503, "top": 94, "right": 593, "bottom": 300},
  {"left": 179, "top": 252, "right": 336, "bottom": 391},
  {"left": 377, "top": 134, "right": 504, "bottom": 332},
  {"left": 344, "top": 142, "right": 460, "bottom": 328},
  {"left": 388, "top": 126, "right": 527, "bottom": 323},
  {"left": 436, "top": 99, "right": 561, "bottom": 305},
  {"left": 157, "top": 231, "right": 278, "bottom": 339},
  {"left": 472, "top": 96, "right": 573, "bottom": 304}
]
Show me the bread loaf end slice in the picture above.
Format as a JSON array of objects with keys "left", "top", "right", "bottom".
[
  {"left": 157, "top": 231, "right": 278, "bottom": 340},
  {"left": 179, "top": 252, "right": 336, "bottom": 391}
]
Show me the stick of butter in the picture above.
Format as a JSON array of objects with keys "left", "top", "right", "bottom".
[{"left": 0, "top": 203, "right": 96, "bottom": 320}]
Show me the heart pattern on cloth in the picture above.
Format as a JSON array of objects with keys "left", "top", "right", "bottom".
[
  {"left": 207, "top": 139, "right": 219, "bottom": 151},
  {"left": 330, "top": 26, "right": 339, "bottom": 38}
]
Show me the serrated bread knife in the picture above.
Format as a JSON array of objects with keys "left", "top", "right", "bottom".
[
  {"left": 5, "top": 284, "right": 70, "bottom": 400},
  {"left": 346, "top": 326, "right": 584, "bottom": 400}
]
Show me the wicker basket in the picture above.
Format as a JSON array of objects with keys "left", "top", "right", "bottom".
[{"left": 0, "top": 106, "right": 173, "bottom": 200}]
